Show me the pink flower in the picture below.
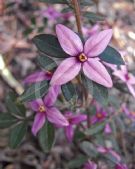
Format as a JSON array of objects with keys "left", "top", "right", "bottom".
[
  {"left": 91, "top": 110, "right": 107, "bottom": 124},
  {"left": 97, "top": 146, "right": 121, "bottom": 162},
  {"left": 51, "top": 24, "right": 113, "bottom": 88},
  {"left": 104, "top": 123, "right": 112, "bottom": 134},
  {"left": 29, "top": 86, "right": 69, "bottom": 136},
  {"left": 122, "top": 104, "right": 135, "bottom": 121},
  {"left": 64, "top": 111, "right": 87, "bottom": 142},
  {"left": 115, "top": 164, "right": 128, "bottom": 169},
  {"left": 23, "top": 70, "right": 53, "bottom": 84},
  {"left": 113, "top": 66, "right": 135, "bottom": 98},
  {"left": 40, "top": 7, "right": 61, "bottom": 20},
  {"left": 84, "top": 161, "right": 97, "bottom": 169}
]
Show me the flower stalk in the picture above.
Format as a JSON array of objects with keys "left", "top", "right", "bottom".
[{"left": 71, "top": 0, "right": 83, "bottom": 37}]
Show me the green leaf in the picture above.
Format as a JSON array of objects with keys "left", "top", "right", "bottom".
[
  {"left": 92, "top": 82, "right": 108, "bottom": 106},
  {"left": 80, "top": 141, "right": 98, "bottom": 158},
  {"left": 19, "top": 80, "right": 49, "bottom": 102},
  {"left": 80, "top": 0, "right": 93, "bottom": 6},
  {"left": 61, "top": 82, "right": 76, "bottom": 101},
  {"left": 9, "top": 122, "right": 27, "bottom": 148},
  {"left": 68, "top": 155, "right": 88, "bottom": 168},
  {"left": 0, "top": 113, "right": 17, "bottom": 129},
  {"left": 39, "top": 0, "right": 68, "bottom": 4},
  {"left": 5, "top": 92, "right": 25, "bottom": 117},
  {"left": 84, "top": 12, "right": 105, "bottom": 22},
  {"left": 82, "top": 75, "right": 93, "bottom": 94},
  {"left": 38, "top": 121, "right": 55, "bottom": 153},
  {"left": 100, "top": 46, "right": 125, "bottom": 65},
  {"left": 33, "top": 34, "right": 67, "bottom": 58},
  {"left": 37, "top": 53, "right": 57, "bottom": 70},
  {"left": 85, "top": 122, "right": 106, "bottom": 135}
]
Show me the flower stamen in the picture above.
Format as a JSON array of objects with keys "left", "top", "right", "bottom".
[
  {"left": 39, "top": 105, "right": 46, "bottom": 113},
  {"left": 78, "top": 53, "right": 88, "bottom": 62}
]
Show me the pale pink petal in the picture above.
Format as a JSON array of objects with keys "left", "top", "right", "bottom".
[
  {"left": 128, "top": 74, "right": 135, "bottom": 84},
  {"left": 23, "top": 71, "right": 50, "bottom": 84},
  {"left": 127, "top": 84, "right": 135, "bottom": 98},
  {"left": 65, "top": 125, "right": 74, "bottom": 142},
  {"left": 84, "top": 29, "right": 112, "bottom": 57},
  {"left": 70, "top": 114, "right": 87, "bottom": 125},
  {"left": 50, "top": 57, "right": 81, "bottom": 86},
  {"left": 32, "top": 112, "right": 46, "bottom": 136},
  {"left": 104, "top": 123, "right": 112, "bottom": 134},
  {"left": 44, "top": 85, "right": 61, "bottom": 106},
  {"left": 46, "top": 107, "right": 69, "bottom": 126},
  {"left": 84, "top": 161, "right": 97, "bottom": 169},
  {"left": 29, "top": 99, "right": 44, "bottom": 111},
  {"left": 83, "top": 58, "right": 113, "bottom": 88},
  {"left": 110, "top": 150, "right": 121, "bottom": 162},
  {"left": 103, "top": 62, "right": 117, "bottom": 71},
  {"left": 56, "top": 24, "right": 83, "bottom": 56},
  {"left": 113, "top": 70, "right": 126, "bottom": 82}
]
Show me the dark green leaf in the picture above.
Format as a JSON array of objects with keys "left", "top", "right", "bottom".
[
  {"left": 100, "top": 46, "right": 125, "bottom": 65},
  {"left": 19, "top": 81, "right": 49, "bottom": 102},
  {"left": 80, "top": 141, "right": 98, "bottom": 158},
  {"left": 9, "top": 122, "right": 27, "bottom": 148},
  {"left": 37, "top": 53, "right": 57, "bottom": 70},
  {"left": 68, "top": 155, "right": 88, "bottom": 168},
  {"left": 33, "top": 34, "right": 67, "bottom": 58},
  {"left": 61, "top": 82, "right": 76, "bottom": 101},
  {"left": 0, "top": 113, "right": 17, "bottom": 129},
  {"left": 38, "top": 121, "right": 55, "bottom": 153},
  {"left": 84, "top": 12, "right": 105, "bottom": 22},
  {"left": 5, "top": 92, "right": 25, "bottom": 117},
  {"left": 92, "top": 82, "right": 108, "bottom": 106},
  {"left": 39, "top": 0, "right": 68, "bottom": 4},
  {"left": 85, "top": 122, "right": 106, "bottom": 135},
  {"left": 80, "top": 0, "right": 93, "bottom": 6},
  {"left": 82, "top": 75, "right": 93, "bottom": 94}
]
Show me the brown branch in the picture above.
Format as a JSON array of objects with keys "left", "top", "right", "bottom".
[{"left": 71, "top": 0, "right": 83, "bottom": 37}]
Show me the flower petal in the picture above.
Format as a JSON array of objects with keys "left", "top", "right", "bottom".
[
  {"left": 56, "top": 24, "right": 83, "bottom": 56},
  {"left": 127, "top": 84, "right": 135, "bottom": 98},
  {"left": 84, "top": 29, "right": 112, "bottom": 57},
  {"left": 44, "top": 85, "right": 61, "bottom": 106},
  {"left": 29, "top": 99, "right": 44, "bottom": 111},
  {"left": 113, "top": 70, "right": 126, "bottom": 82},
  {"left": 46, "top": 107, "right": 69, "bottom": 126},
  {"left": 32, "top": 112, "right": 46, "bottom": 136},
  {"left": 65, "top": 125, "right": 74, "bottom": 142},
  {"left": 70, "top": 114, "right": 87, "bottom": 125},
  {"left": 83, "top": 58, "right": 113, "bottom": 88},
  {"left": 50, "top": 57, "right": 81, "bottom": 86},
  {"left": 23, "top": 71, "right": 50, "bottom": 84}
]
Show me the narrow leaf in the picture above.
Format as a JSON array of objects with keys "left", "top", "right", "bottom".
[
  {"left": 37, "top": 53, "right": 57, "bottom": 70},
  {"left": 9, "top": 122, "right": 27, "bottom": 148},
  {"left": 100, "top": 46, "right": 125, "bottom": 65},
  {"left": 0, "top": 113, "right": 17, "bottom": 129},
  {"left": 5, "top": 92, "right": 25, "bottom": 117},
  {"left": 38, "top": 121, "right": 55, "bottom": 153},
  {"left": 19, "top": 80, "right": 49, "bottom": 102},
  {"left": 84, "top": 12, "right": 105, "bottom": 22},
  {"left": 33, "top": 34, "right": 67, "bottom": 58},
  {"left": 85, "top": 122, "right": 106, "bottom": 135},
  {"left": 92, "top": 82, "right": 108, "bottom": 106},
  {"left": 61, "top": 82, "right": 76, "bottom": 101},
  {"left": 68, "top": 155, "right": 88, "bottom": 168}
]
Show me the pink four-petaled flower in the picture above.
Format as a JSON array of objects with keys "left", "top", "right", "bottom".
[
  {"left": 84, "top": 160, "right": 97, "bottom": 169},
  {"left": 50, "top": 24, "right": 113, "bottom": 88},
  {"left": 64, "top": 111, "right": 87, "bottom": 142},
  {"left": 29, "top": 86, "right": 68, "bottom": 136},
  {"left": 113, "top": 66, "right": 135, "bottom": 98}
]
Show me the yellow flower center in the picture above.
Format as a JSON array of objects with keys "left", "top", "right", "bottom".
[
  {"left": 96, "top": 113, "right": 103, "bottom": 119},
  {"left": 39, "top": 105, "right": 46, "bottom": 113},
  {"left": 78, "top": 53, "right": 88, "bottom": 62}
]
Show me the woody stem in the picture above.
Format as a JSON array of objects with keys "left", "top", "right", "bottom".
[{"left": 71, "top": 0, "right": 83, "bottom": 37}]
